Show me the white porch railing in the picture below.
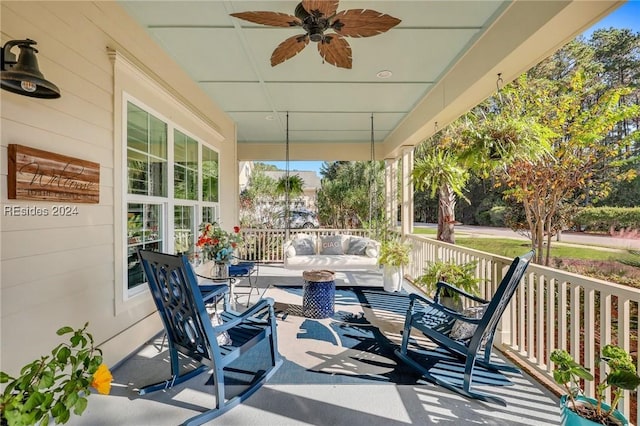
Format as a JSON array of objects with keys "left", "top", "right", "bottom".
[
  {"left": 239, "top": 228, "right": 639, "bottom": 423},
  {"left": 405, "top": 234, "right": 639, "bottom": 424}
]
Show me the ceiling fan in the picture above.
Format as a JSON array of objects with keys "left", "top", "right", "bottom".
[{"left": 230, "top": 1, "right": 401, "bottom": 69}]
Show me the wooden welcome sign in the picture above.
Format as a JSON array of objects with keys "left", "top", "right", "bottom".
[{"left": 8, "top": 144, "right": 100, "bottom": 203}]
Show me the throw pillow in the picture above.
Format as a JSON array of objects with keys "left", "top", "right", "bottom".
[
  {"left": 449, "top": 304, "right": 488, "bottom": 341},
  {"left": 320, "top": 235, "right": 344, "bottom": 255},
  {"left": 346, "top": 237, "right": 369, "bottom": 255},
  {"left": 292, "top": 238, "right": 315, "bottom": 255},
  {"left": 286, "top": 245, "right": 297, "bottom": 258},
  {"left": 365, "top": 245, "right": 378, "bottom": 258}
]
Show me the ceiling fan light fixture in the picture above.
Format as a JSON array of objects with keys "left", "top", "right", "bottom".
[{"left": 376, "top": 70, "right": 393, "bottom": 79}]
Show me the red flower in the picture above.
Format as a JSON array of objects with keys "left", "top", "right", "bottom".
[{"left": 233, "top": 226, "right": 240, "bottom": 233}]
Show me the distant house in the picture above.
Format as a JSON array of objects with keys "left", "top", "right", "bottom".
[{"left": 238, "top": 161, "right": 254, "bottom": 192}]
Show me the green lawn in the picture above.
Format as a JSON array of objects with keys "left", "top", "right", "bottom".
[
  {"left": 411, "top": 228, "right": 639, "bottom": 287},
  {"left": 412, "top": 228, "right": 619, "bottom": 261}
]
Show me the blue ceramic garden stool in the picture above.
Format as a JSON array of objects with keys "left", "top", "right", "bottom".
[{"left": 302, "top": 270, "right": 336, "bottom": 319}]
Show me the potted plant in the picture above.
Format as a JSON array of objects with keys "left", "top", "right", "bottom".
[
  {"left": 414, "top": 260, "right": 481, "bottom": 310},
  {"left": 550, "top": 345, "right": 640, "bottom": 426},
  {"left": 0, "top": 323, "right": 112, "bottom": 426},
  {"left": 378, "top": 239, "right": 411, "bottom": 292}
]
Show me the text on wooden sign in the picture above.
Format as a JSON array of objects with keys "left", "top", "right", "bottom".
[{"left": 8, "top": 144, "right": 100, "bottom": 203}]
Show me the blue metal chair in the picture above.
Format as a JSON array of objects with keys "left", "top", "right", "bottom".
[
  {"left": 395, "top": 250, "right": 534, "bottom": 406},
  {"left": 138, "top": 250, "right": 282, "bottom": 426},
  {"left": 229, "top": 259, "right": 260, "bottom": 306}
]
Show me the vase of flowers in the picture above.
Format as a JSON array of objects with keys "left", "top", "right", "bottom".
[{"left": 196, "top": 222, "right": 243, "bottom": 279}]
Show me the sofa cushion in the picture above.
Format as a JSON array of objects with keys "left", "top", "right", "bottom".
[
  {"left": 365, "top": 245, "right": 378, "bottom": 258},
  {"left": 292, "top": 237, "right": 316, "bottom": 255},
  {"left": 284, "top": 254, "right": 379, "bottom": 270},
  {"left": 320, "top": 235, "right": 344, "bottom": 255},
  {"left": 346, "top": 237, "right": 369, "bottom": 255}
]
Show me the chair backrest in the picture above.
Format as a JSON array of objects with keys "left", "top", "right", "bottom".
[
  {"left": 469, "top": 250, "right": 534, "bottom": 349},
  {"left": 138, "top": 250, "right": 216, "bottom": 365}
]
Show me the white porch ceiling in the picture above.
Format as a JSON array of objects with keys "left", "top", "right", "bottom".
[{"left": 119, "top": 1, "right": 622, "bottom": 161}]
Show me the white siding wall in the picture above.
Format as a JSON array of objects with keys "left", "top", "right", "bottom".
[{"left": 0, "top": 1, "right": 237, "bottom": 373}]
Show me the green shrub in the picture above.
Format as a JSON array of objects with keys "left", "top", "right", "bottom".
[{"left": 574, "top": 207, "right": 640, "bottom": 232}]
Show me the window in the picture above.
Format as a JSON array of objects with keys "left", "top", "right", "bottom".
[{"left": 124, "top": 99, "right": 220, "bottom": 293}]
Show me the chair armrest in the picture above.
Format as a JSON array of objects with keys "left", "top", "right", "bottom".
[
  {"left": 409, "top": 292, "right": 458, "bottom": 314},
  {"left": 434, "top": 281, "right": 488, "bottom": 304},
  {"left": 408, "top": 292, "right": 481, "bottom": 325},
  {"left": 211, "top": 297, "right": 275, "bottom": 333}
]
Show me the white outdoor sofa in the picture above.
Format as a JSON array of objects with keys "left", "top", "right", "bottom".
[{"left": 283, "top": 233, "right": 380, "bottom": 270}]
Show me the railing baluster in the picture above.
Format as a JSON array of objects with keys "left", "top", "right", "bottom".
[
  {"left": 618, "top": 297, "right": 631, "bottom": 417},
  {"left": 536, "top": 272, "right": 545, "bottom": 364},
  {"left": 584, "top": 287, "right": 595, "bottom": 397},
  {"left": 546, "top": 277, "right": 555, "bottom": 373},
  {"left": 527, "top": 272, "right": 535, "bottom": 359},
  {"left": 600, "top": 292, "right": 612, "bottom": 403}
]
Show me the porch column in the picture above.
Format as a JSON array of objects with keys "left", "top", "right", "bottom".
[
  {"left": 400, "top": 147, "right": 414, "bottom": 236},
  {"left": 384, "top": 158, "right": 398, "bottom": 226}
]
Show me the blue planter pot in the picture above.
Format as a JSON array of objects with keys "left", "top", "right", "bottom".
[{"left": 560, "top": 395, "right": 628, "bottom": 426}]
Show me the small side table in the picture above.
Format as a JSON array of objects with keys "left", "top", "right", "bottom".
[{"left": 302, "top": 270, "right": 336, "bottom": 319}]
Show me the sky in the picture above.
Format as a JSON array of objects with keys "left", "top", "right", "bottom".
[{"left": 264, "top": 1, "right": 640, "bottom": 176}]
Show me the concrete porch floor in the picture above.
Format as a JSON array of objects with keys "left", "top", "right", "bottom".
[{"left": 69, "top": 265, "right": 561, "bottom": 426}]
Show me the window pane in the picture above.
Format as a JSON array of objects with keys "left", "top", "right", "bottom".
[
  {"left": 186, "top": 169, "right": 197, "bottom": 200},
  {"left": 174, "top": 205, "right": 194, "bottom": 257},
  {"left": 127, "top": 102, "right": 148, "bottom": 153},
  {"left": 127, "top": 203, "right": 163, "bottom": 290},
  {"left": 127, "top": 102, "right": 167, "bottom": 197},
  {"left": 202, "top": 206, "right": 217, "bottom": 224},
  {"left": 149, "top": 159, "right": 167, "bottom": 197},
  {"left": 127, "top": 150, "right": 148, "bottom": 195},
  {"left": 174, "top": 130, "right": 198, "bottom": 200},
  {"left": 150, "top": 115, "right": 167, "bottom": 159},
  {"left": 202, "top": 146, "right": 219, "bottom": 202},
  {"left": 175, "top": 131, "right": 186, "bottom": 163},
  {"left": 174, "top": 166, "right": 186, "bottom": 199}
]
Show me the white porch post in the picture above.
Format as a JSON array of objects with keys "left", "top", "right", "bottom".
[
  {"left": 401, "top": 147, "right": 413, "bottom": 236},
  {"left": 385, "top": 158, "right": 398, "bottom": 226}
]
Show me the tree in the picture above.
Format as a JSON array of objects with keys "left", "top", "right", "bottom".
[
  {"left": 412, "top": 144, "right": 469, "bottom": 243},
  {"left": 239, "top": 167, "right": 277, "bottom": 227},
  {"left": 499, "top": 70, "right": 639, "bottom": 265},
  {"left": 412, "top": 109, "right": 546, "bottom": 244},
  {"left": 317, "top": 161, "right": 384, "bottom": 228}
]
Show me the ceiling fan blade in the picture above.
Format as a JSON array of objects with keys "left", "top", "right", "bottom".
[
  {"left": 230, "top": 11, "right": 301, "bottom": 27},
  {"left": 317, "top": 34, "right": 352, "bottom": 69},
  {"left": 331, "top": 9, "right": 401, "bottom": 37},
  {"left": 271, "top": 34, "right": 310, "bottom": 66},
  {"left": 301, "top": 0, "right": 339, "bottom": 18}
]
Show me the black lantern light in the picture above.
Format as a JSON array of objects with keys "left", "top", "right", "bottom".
[{"left": 1, "top": 39, "right": 61, "bottom": 99}]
